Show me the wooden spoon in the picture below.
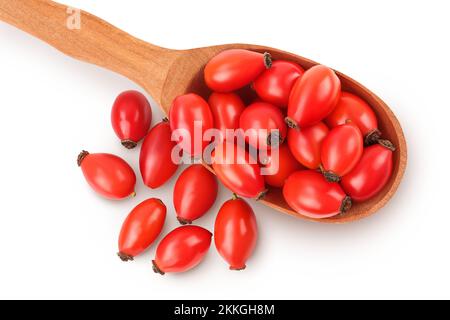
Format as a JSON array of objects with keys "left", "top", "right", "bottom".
[{"left": 0, "top": 0, "right": 407, "bottom": 223}]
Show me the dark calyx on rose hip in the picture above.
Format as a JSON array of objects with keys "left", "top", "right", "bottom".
[
  {"left": 322, "top": 169, "right": 342, "bottom": 183},
  {"left": 266, "top": 131, "right": 284, "bottom": 148},
  {"left": 121, "top": 140, "right": 138, "bottom": 149},
  {"left": 77, "top": 150, "right": 89, "bottom": 167},
  {"left": 263, "top": 52, "right": 273, "bottom": 69},
  {"left": 377, "top": 139, "right": 396, "bottom": 152},
  {"left": 152, "top": 260, "right": 165, "bottom": 275},
  {"left": 364, "top": 129, "right": 382, "bottom": 146},
  {"left": 340, "top": 196, "right": 353, "bottom": 215}
]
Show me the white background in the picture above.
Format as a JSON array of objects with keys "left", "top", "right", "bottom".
[{"left": 0, "top": 0, "right": 449, "bottom": 300}]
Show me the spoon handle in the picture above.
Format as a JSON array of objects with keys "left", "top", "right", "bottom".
[{"left": 0, "top": 0, "right": 179, "bottom": 102}]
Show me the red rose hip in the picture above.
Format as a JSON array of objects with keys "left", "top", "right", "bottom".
[
  {"left": 325, "top": 92, "right": 381, "bottom": 145},
  {"left": 262, "top": 144, "right": 304, "bottom": 188},
  {"left": 341, "top": 140, "right": 395, "bottom": 202},
  {"left": 118, "top": 198, "right": 166, "bottom": 261},
  {"left": 283, "top": 170, "right": 351, "bottom": 219},
  {"left": 169, "top": 93, "right": 214, "bottom": 157},
  {"left": 253, "top": 60, "right": 304, "bottom": 108},
  {"left": 321, "top": 121, "right": 364, "bottom": 182},
  {"left": 204, "top": 49, "right": 272, "bottom": 92},
  {"left": 208, "top": 92, "right": 245, "bottom": 139},
  {"left": 214, "top": 196, "right": 258, "bottom": 270},
  {"left": 212, "top": 141, "right": 267, "bottom": 199},
  {"left": 287, "top": 122, "right": 329, "bottom": 170},
  {"left": 286, "top": 65, "right": 341, "bottom": 128},
  {"left": 139, "top": 119, "right": 179, "bottom": 189},
  {"left": 77, "top": 151, "right": 136, "bottom": 200},
  {"left": 152, "top": 226, "right": 212, "bottom": 275},
  {"left": 239, "top": 102, "right": 287, "bottom": 150},
  {"left": 111, "top": 90, "right": 152, "bottom": 149},
  {"left": 173, "top": 165, "right": 218, "bottom": 225}
]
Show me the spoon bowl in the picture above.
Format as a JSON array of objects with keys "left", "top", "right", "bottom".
[{"left": 0, "top": 0, "right": 407, "bottom": 223}]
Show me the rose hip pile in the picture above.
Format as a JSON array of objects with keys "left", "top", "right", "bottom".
[{"left": 78, "top": 49, "right": 396, "bottom": 275}]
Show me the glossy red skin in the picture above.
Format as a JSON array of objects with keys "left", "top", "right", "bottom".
[
  {"left": 239, "top": 102, "right": 287, "bottom": 150},
  {"left": 111, "top": 90, "right": 152, "bottom": 145},
  {"left": 287, "top": 122, "right": 329, "bottom": 169},
  {"left": 209, "top": 92, "right": 245, "bottom": 138},
  {"left": 253, "top": 60, "right": 304, "bottom": 108},
  {"left": 321, "top": 122, "right": 364, "bottom": 178},
  {"left": 263, "top": 144, "right": 303, "bottom": 188},
  {"left": 341, "top": 144, "right": 393, "bottom": 202},
  {"left": 174, "top": 165, "right": 218, "bottom": 224},
  {"left": 205, "top": 49, "right": 269, "bottom": 92},
  {"left": 283, "top": 170, "right": 347, "bottom": 219},
  {"left": 325, "top": 92, "right": 378, "bottom": 136},
  {"left": 287, "top": 65, "right": 341, "bottom": 127},
  {"left": 153, "top": 226, "right": 212, "bottom": 274},
  {"left": 79, "top": 152, "right": 136, "bottom": 200},
  {"left": 118, "top": 198, "right": 166, "bottom": 259},
  {"left": 169, "top": 93, "right": 214, "bottom": 157},
  {"left": 139, "top": 121, "right": 179, "bottom": 189},
  {"left": 212, "top": 141, "right": 266, "bottom": 199},
  {"left": 214, "top": 198, "right": 258, "bottom": 270}
]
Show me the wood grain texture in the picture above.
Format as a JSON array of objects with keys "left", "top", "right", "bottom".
[
  {"left": 0, "top": 0, "right": 407, "bottom": 223},
  {"left": 0, "top": 0, "right": 180, "bottom": 104}
]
